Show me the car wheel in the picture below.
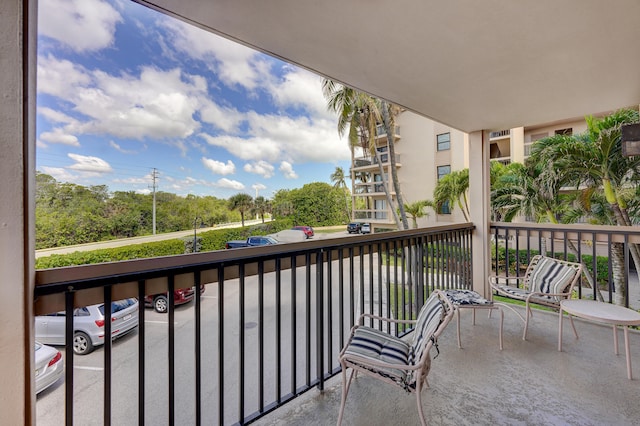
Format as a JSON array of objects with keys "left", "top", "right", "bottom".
[
  {"left": 154, "top": 295, "right": 168, "bottom": 313},
  {"left": 73, "top": 331, "right": 94, "bottom": 355}
]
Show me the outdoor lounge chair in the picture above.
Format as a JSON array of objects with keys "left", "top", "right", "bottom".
[
  {"left": 489, "top": 254, "right": 583, "bottom": 340},
  {"left": 336, "top": 290, "right": 454, "bottom": 426}
]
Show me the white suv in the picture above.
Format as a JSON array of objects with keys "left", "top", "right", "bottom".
[{"left": 35, "top": 298, "right": 139, "bottom": 355}]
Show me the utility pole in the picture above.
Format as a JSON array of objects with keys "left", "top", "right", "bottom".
[{"left": 150, "top": 168, "right": 158, "bottom": 235}]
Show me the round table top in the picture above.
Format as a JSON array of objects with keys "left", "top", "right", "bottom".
[{"left": 561, "top": 299, "right": 640, "bottom": 326}]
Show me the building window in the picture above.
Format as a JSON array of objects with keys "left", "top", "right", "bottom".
[
  {"left": 437, "top": 165, "right": 451, "bottom": 214},
  {"left": 555, "top": 128, "right": 572, "bottom": 136},
  {"left": 437, "top": 132, "right": 450, "bottom": 151}
]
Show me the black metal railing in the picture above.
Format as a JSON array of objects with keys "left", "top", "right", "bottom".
[
  {"left": 490, "top": 222, "right": 640, "bottom": 309},
  {"left": 34, "top": 224, "right": 473, "bottom": 425}
]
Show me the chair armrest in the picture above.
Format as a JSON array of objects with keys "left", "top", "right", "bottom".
[
  {"left": 489, "top": 275, "right": 526, "bottom": 287},
  {"left": 341, "top": 352, "right": 422, "bottom": 372}
]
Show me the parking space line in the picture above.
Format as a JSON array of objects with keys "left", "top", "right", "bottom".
[
  {"left": 202, "top": 295, "right": 217, "bottom": 299},
  {"left": 74, "top": 366, "right": 103, "bottom": 371},
  {"left": 145, "top": 320, "right": 169, "bottom": 324}
]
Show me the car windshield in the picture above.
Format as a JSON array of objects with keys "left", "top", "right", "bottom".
[
  {"left": 265, "top": 236, "right": 279, "bottom": 244},
  {"left": 98, "top": 298, "right": 137, "bottom": 315}
]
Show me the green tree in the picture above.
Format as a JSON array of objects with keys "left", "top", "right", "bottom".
[
  {"left": 523, "top": 108, "right": 640, "bottom": 304},
  {"left": 322, "top": 80, "right": 407, "bottom": 229},
  {"left": 330, "top": 166, "right": 351, "bottom": 222},
  {"left": 228, "top": 193, "right": 254, "bottom": 227},
  {"left": 252, "top": 196, "right": 271, "bottom": 223},
  {"left": 403, "top": 199, "right": 435, "bottom": 228},
  {"left": 433, "top": 169, "right": 470, "bottom": 221}
]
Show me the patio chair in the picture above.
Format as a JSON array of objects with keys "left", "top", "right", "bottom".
[
  {"left": 489, "top": 255, "right": 583, "bottom": 340},
  {"left": 336, "top": 290, "right": 454, "bottom": 426}
]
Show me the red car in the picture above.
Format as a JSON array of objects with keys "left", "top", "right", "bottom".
[
  {"left": 292, "top": 226, "right": 314, "bottom": 238},
  {"left": 144, "top": 285, "right": 205, "bottom": 313}
]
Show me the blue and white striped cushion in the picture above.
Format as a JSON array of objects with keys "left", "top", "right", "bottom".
[
  {"left": 344, "top": 326, "right": 410, "bottom": 383},
  {"left": 444, "top": 289, "right": 492, "bottom": 306},
  {"left": 409, "top": 294, "right": 444, "bottom": 365},
  {"left": 529, "top": 257, "right": 577, "bottom": 301}
]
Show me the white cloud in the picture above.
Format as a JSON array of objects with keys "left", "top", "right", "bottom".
[
  {"left": 37, "top": 56, "right": 208, "bottom": 141},
  {"left": 109, "top": 140, "right": 137, "bottom": 154},
  {"left": 38, "top": 106, "right": 77, "bottom": 125},
  {"left": 39, "top": 128, "right": 80, "bottom": 146},
  {"left": 202, "top": 158, "right": 236, "bottom": 175},
  {"left": 279, "top": 161, "right": 298, "bottom": 179},
  {"left": 252, "top": 183, "right": 267, "bottom": 191},
  {"left": 200, "top": 112, "right": 349, "bottom": 164},
  {"left": 67, "top": 153, "right": 113, "bottom": 174},
  {"left": 267, "top": 67, "right": 335, "bottom": 119},
  {"left": 199, "top": 99, "right": 244, "bottom": 133},
  {"left": 160, "top": 18, "right": 270, "bottom": 91},
  {"left": 39, "top": 0, "right": 122, "bottom": 52},
  {"left": 40, "top": 166, "right": 77, "bottom": 182},
  {"left": 243, "top": 160, "right": 275, "bottom": 178},
  {"left": 215, "top": 178, "right": 245, "bottom": 190}
]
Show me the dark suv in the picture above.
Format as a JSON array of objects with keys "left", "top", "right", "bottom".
[{"left": 347, "top": 222, "right": 361, "bottom": 234}]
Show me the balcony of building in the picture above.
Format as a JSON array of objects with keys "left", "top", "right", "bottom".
[
  {"left": 352, "top": 182, "right": 395, "bottom": 196},
  {"left": 489, "top": 129, "right": 511, "bottom": 140},
  {"left": 374, "top": 124, "right": 402, "bottom": 141},
  {"left": 351, "top": 153, "right": 402, "bottom": 172},
  {"left": 32, "top": 222, "right": 640, "bottom": 425}
]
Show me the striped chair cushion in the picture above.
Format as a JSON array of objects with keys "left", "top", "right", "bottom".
[
  {"left": 343, "top": 326, "right": 410, "bottom": 384},
  {"left": 528, "top": 256, "right": 577, "bottom": 301},
  {"left": 443, "top": 289, "right": 492, "bottom": 306},
  {"left": 409, "top": 294, "right": 444, "bottom": 366}
]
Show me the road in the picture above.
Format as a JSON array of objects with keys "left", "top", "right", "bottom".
[{"left": 35, "top": 219, "right": 271, "bottom": 258}]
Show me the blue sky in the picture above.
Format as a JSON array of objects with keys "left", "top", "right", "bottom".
[{"left": 36, "top": 0, "right": 351, "bottom": 199}]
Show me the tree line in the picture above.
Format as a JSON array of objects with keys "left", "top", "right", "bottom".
[{"left": 35, "top": 173, "right": 349, "bottom": 250}]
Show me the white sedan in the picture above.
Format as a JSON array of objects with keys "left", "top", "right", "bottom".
[{"left": 35, "top": 341, "right": 63, "bottom": 394}]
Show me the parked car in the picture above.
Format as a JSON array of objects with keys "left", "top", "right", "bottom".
[
  {"left": 347, "top": 222, "right": 362, "bottom": 234},
  {"left": 144, "top": 285, "right": 205, "bottom": 313},
  {"left": 292, "top": 225, "right": 314, "bottom": 238},
  {"left": 35, "top": 298, "right": 139, "bottom": 355},
  {"left": 360, "top": 223, "right": 371, "bottom": 234},
  {"left": 35, "top": 341, "right": 63, "bottom": 394},
  {"left": 225, "top": 235, "right": 280, "bottom": 249}
]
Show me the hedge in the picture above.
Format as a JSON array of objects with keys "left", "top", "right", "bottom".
[{"left": 36, "top": 219, "right": 295, "bottom": 269}]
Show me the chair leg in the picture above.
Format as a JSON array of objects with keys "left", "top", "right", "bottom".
[
  {"left": 415, "top": 381, "right": 427, "bottom": 426},
  {"left": 337, "top": 365, "right": 354, "bottom": 426},
  {"left": 568, "top": 313, "right": 579, "bottom": 339},
  {"left": 522, "top": 304, "right": 533, "bottom": 340}
]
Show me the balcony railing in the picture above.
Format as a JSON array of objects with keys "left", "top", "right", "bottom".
[
  {"left": 352, "top": 154, "right": 401, "bottom": 169},
  {"left": 34, "top": 224, "right": 473, "bottom": 425},
  {"left": 490, "top": 222, "right": 640, "bottom": 309},
  {"left": 489, "top": 129, "right": 510, "bottom": 139}
]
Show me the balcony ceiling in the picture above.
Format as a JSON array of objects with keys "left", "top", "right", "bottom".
[{"left": 135, "top": 0, "right": 640, "bottom": 133}]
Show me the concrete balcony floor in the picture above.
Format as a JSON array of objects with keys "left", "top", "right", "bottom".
[{"left": 255, "top": 305, "right": 640, "bottom": 426}]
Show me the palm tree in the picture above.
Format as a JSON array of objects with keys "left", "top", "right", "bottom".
[
  {"left": 433, "top": 169, "right": 470, "bottom": 221},
  {"left": 252, "top": 196, "right": 271, "bottom": 223},
  {"left": 322, "top": 79, "right": 408, "bottom": 229},
  {"left": 330, "top": 166, "right": 351, "bottom": 222},
  {"left": 228, "top": 193, "right": 254, "bottom": 227},
  {"left": 403, "top": 199, "right": 435, "bottom": 228}
]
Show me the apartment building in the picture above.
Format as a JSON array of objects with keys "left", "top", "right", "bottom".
[
  {"left": 350, "top": 110, "right": 469, "bottom": 230},
  {"left": 351, "top": 112, "right": 600, "bottom": 232}
]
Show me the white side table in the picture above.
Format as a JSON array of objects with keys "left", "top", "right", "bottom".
[{"left": 559, "top": 299, "right": 640, "bottom": 380}]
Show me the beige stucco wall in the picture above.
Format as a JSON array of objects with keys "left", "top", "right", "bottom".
[
  {"left": 394, "top": 111, "right": 468, "bottom": 228},
  {"left": 0, "top": 0, "right": 36, "bottom": 423}
]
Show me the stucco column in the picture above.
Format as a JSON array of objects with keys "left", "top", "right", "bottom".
[
  {"left": 468, "top": 131, "right": 491, "bottom": 296},
  {"left": 0, "top": 0, "right": 37, "bottom": 424}
]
